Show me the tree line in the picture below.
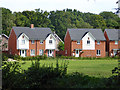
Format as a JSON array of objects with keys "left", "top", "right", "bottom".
[{"left": 2, "top": 8, "right": 120, "bottom": 40}]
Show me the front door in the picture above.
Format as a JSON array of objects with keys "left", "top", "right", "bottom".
[
  {"left": 20, "top": 50, "right": 26, "bottom": 57},
  {"left": 48, "top": 50, "right": 53, "bottom": 57},
  {"left": 113, "top": 50, "right": 117, "bottom": 56},
  {"left": 75, "top": 50, "right": 79, "bottom": 57}
]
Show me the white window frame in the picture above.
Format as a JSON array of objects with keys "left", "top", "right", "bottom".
[
  {"left": 21, "top": 40, "right": 25, "bottom": 45},
  {"left": 87, "top": 40, "right": 90, "bottom": 45},
  {"left": 49, "top": 40, "right": 52, "bottom": 44},
  {"left": 65, "top": 50, "right": 67, "bottom": 54},
  {"left": 97, "top": 40, "right": 100, "bottom": 45},
  {"left": 77, "top": 40, "right": 80, "bottom": 44},
  {"left": 40, "top": 40, "right": 43, "bottom": 44},
  {"left": 30, "top": 49, "right": 35, "bottom": 56},
  {"left": 96, "top": 50, "right": 101, "bottom": 56},
  {"left": 31, "top": 40, "right": 35, "bottom": 44},
  {"left": 115, "top": 41, "right": 118, "bottom": 45},
  {"left": 39, "top": 49, "right": 43, "bottom": 55}
]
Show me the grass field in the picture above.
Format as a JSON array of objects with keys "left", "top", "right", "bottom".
[{"left": 20, "top": 59, "right": 118, "bottom": 78}]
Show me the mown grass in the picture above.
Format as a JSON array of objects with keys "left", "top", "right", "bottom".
[{"left": 20, "top": 58, "right": 118, "bottom": 78}]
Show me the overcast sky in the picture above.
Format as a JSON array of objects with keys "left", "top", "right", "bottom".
[{"left": 0, "top": 0, "right": 118, "bottom": 14}]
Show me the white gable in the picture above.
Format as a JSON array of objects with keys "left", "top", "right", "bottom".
[
  {"left": 82, "top": 32, "right": 95, "bottom": 50},
  {"left": 17, "top": 33, "right": 29, "bottom": 50},
  {"left": 45, "top": 34, "right": 56, "bottom": 50}
]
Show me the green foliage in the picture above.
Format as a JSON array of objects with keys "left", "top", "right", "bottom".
[
  {"left": 2, "top": 61, "right": 23, "bottom": 89},
  {"left": 57, "top": 55, "right": 118, "bottom": 60},
  {"left": 2, "top": 8, "right": 120, "bottom": 41},
  {"left": 2, "top": 59, "right": 69, "bottom": 88},
  {"left": 58, "top": 42, "right": 64, "bottom": 51},
  {"left": 111, "top": 60, "right": 120, "bottom": 86},
  {"left": 2, "top": 53, "right": 47, "bottom": 61}
]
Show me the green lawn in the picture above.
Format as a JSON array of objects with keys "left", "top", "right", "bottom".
[{"left": 20, "top": 59, "right": 118, "bottom": 78}]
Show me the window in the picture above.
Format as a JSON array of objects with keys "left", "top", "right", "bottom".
[
  {"left": 39, "top": 49, "right": 43, "bottom": 55},
  {"left": 40, "top": 40, "right": 43, "bottom": 44},
  {"left": 77, "top": 40, "right": 80, "bottom": 44},
  {"left": 87, "top": 40, "right": 90, "bottom": 44},
  {"left": 49, "top": 40, "right": 52, "bottom": 44},
  {"left": 97, "top": 50, "right": 101, "bottom": 56},
  {"left": 65, "top": 50, "right": 67, "bottom": 54},
  {"left": 115, "top": 41, "right": 118, "bottom": 44},
  {"left": 31, "top": 40, "right": 35, "bottom": 44},
  {"left": 31, "top": 49, "right": 35, "bottom": 56},
  {"left": 22, "top": 40, "right": 25, "bottom": 44},
  {"left": 97, "top": 41, "right": 100, "bottom": 45}
]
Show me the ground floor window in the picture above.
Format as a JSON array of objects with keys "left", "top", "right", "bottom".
[
  {"left": 31, "top": 49, "right": 35, "bottom": 56},
  {"left": 97, "top": 50, "right": 101, "bottom": 56},
  {"left": 39, "top": 49, "right": 43, "bottom": 55}
]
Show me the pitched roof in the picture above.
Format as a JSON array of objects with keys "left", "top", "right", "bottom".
[
  {"left": 2, "top": 34, "right": 9, "bottom": 39},
  {"left": 105, "top": 29, "right": 120, "bottom": 40},
  {"left": 68, "top": 28, "right": 106, "bottom": 41},
  {"left": 13, "top": 27, "right": 52, "bottom": 40}
]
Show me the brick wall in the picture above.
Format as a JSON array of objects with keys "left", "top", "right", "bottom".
[
  {"left": 71, "top": 41, "right": 105, "bottom": 57},
  {"left": 64, "top": 30, "right": 71, "bottom": 56},
  {"left": 8, "top": 29, "right": 19, "bottom": 55},
  {"left": 95, "top": 41, "right": 106, "bottom": 57},
  {"left": 109, "top": 41, "right": 119, "bottom": 55},
  {"left": 71, "top": 40, "right": 82, "bottom": 56}
]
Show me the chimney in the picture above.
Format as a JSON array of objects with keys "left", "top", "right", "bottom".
[{"left": 30, "top": 24, "right": 34, "bottom": 29}]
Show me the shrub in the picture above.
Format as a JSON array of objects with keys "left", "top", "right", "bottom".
[{"left": 2, "top": 61, "right": 24, "bottom": 89}]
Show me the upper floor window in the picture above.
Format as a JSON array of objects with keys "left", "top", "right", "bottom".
[
  {"left": 77, "top": 40, "right": 80, "bottom": 44},
  {"left": 115, "top": 41, "right": 118, "bottom": 45},
  {"left": 49, "top": 40, "right": 52, "bottom": 44},
  {"left": 97, "top": 41, "right": 100, "bottom": 45},
  {"left": 22, "top": 40, "right": 25, "bottom": 44},
  {"left": 31, "top": 40, "right": 34, "bottom": 44},
  {"left": 87, "top": 40, "right": 90, "bottom": 45},
  {"left": 40, "top": 40, "right": 43, "bottom": 44}
]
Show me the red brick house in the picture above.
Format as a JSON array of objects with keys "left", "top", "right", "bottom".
[
  {"left": 8, "top": 24, "right": 57, "bottom": 57},
  {"left": 64, "top": 29, "right": 106, "bottom": 57},
  {"left": 104, "top": 29, "right": 120, "bottom": 57}
]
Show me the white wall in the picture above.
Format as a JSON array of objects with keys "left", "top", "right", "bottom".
[
  {"left": 82, "top": 32, "right": 95, "bottom": 50},
  {"left": 45, "top": 34, "right": 56, "bottom": 50},
  {"left": 17, "top": 33, "right": 29, "bottom": 50}
]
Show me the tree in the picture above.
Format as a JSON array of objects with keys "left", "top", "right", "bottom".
[
  {"left": 58, "top": 42, "right": 64, "bottom": 51},
  {"left": 88, "top": 14, "right": 106, "bottom": 29},
  {"left": 2, "top": 8, "right": 16, "bottom": 36}
]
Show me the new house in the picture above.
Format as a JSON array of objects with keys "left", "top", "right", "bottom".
[
  {"left": 64, "top": 29, "right": 106, "bottom": 57},
  {"left": 8, "top": 24, "right": 57, "bottom": 57},
  {"left": 104, "top": 29, "right": 120, "bottom": 57}
]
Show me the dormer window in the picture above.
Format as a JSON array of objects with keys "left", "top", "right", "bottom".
[
  {"left": 40, "top": 40, "right": 43, "bottom": 44},
  {"left": 97, "top": 41, "right": 100, "bottom": 45},
  {"left": 22, "top": 40, "right": 25, "bottom": 44},
  {"left": 31, "top": 40, "right": 34, "bottom": 44},
  {"left": 77, "top": 40, "right": 80, "bottom": 44},
  {"left": 115, "top": 41, "right": 118, "bottom": 44}
]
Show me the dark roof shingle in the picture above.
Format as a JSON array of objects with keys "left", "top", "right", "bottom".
[
  {"left": 13, "top": 27, "right": 52, "bottom": 40},
  {"left": 68, "top": 28, "right": 106, "bottom": 41},
  {"left": 105, "top": 29, "right": 120, "bottom": 40}
]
